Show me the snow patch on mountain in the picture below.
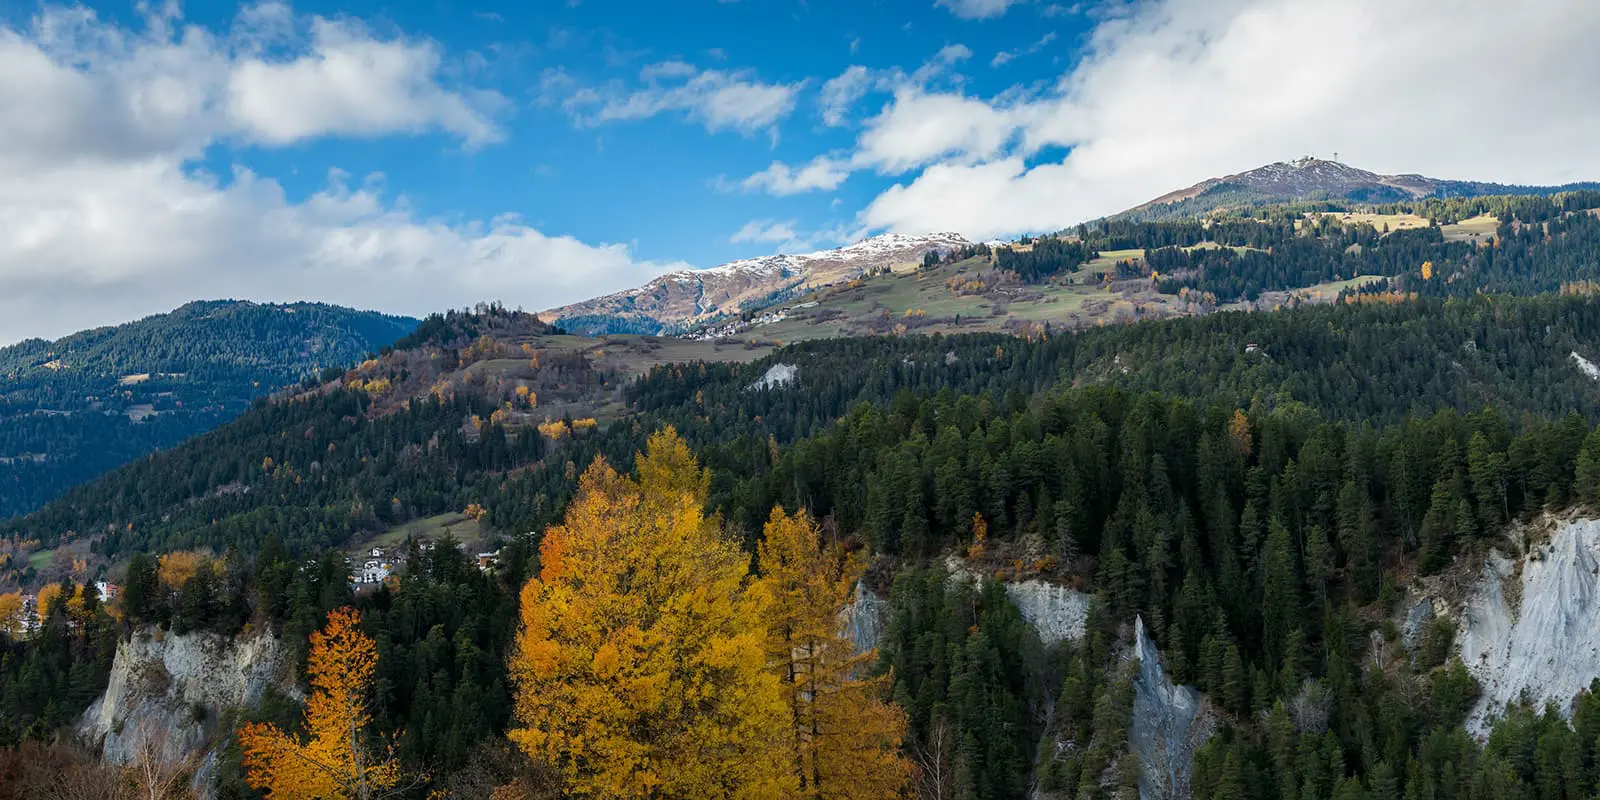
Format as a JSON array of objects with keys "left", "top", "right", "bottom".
[{"left": 543, "top": 232, "right": 973, "bottom": 335}]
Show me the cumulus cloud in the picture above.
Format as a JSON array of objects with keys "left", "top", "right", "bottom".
[
  {"left": 935, "top": 0, "right": 1029, "bottom": 20},
  {"left": 567, "top": 61, "right": 801, "bottom": 135},
  {"left": 855, "top": 90, "right": 1019, "bottom": 173},
  {"left": 739, "top": 156, "right": 853, "bottom": 195},
  {"left": 227, "top": 17, "right": 503, "bottom": 146},
  {"left": 855, "top": 0, "right": 1600, "bottom": 240},
  {"left": 811, "top": 45, "right": 973, "bottom": 129},
  {"left": 0, "top": 4, "right": 677, "bottom": 343}
]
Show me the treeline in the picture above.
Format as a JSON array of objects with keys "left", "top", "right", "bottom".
[
  {"left": 995, "top": 239, "right": 1097, "bottom": 283},
  {"left": 0, "top": 301, "right": 416, "bottom": 519},
  {"left": 13, "top": 294, "right": 1600, "bottom": 568}
]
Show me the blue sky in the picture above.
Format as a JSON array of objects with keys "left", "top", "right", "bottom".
[
  {"left": 1, "top": 0, "right": 1598, "bottom": 342},
  {"left": 160, "top": 0, "right": 1100, "bottom": 267}
]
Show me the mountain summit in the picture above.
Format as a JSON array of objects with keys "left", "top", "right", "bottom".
[
  {"left": 541, "top": 232, "right": 972, "bottom": 336},
  {"left": 1124, "top": 157, "right": 1595, "bottom": 219}
]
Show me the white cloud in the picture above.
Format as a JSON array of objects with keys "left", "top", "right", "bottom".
[
  {"left": 813, "top": 45, "right": 974, "bottom": 129},
  {"left": 855, "top": 90, "right": 1018, "bottom": 174},
  {"left": 935, "top": 0, "right": 1028, "bottom": 20},
  {"left": 991, "top": 31, "right": 1056, "bottom": 67},
  {"left": 739, "top": 156, "right": 853, "bottom": 195},
  {"left": 819, "top": 65, "right": 871, "bottom": 126},
  {"left": 227, "top": 17, "right": 503, "bottom": 147},
  {"left": 0, "top": 4, "right": 676, "bottom": 343},
  {"left": 730, "top": 219, "right": 800, "bottom": 245},
  {"left": 853, "top": 0, "right": 1600, "bottom": 240},
  {"left": 568, "top": 61, "right": 801, "bottom": 135}
]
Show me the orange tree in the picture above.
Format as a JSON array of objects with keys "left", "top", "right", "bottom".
[
  {"left": 756, "top": 507, "right": 912, "bottom": 800},
  {"left": 239, "top": 607, "right": 405, "bottom": 799},
  {"left": 508, "top": 428, "right": 794, "bottom": 799}
]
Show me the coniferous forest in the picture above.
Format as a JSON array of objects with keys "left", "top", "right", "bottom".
[{"left": 8, "top": 197, "right": 1600, "bottom": 799}]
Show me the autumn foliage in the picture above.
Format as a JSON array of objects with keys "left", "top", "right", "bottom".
[
  {"left": 508, "top": 428, "right": 794, "bottom": 799},
  {"left": 755, "top": 507, "right": 912, "bottom": 799},
  {"left": 239, "top": 607, "right": 404, "bottom": 799}
]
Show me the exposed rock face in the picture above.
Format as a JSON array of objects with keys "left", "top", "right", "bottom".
[
  {"left": 750, "top": 363, "right": 798, "bottom": 390},
  {"left": 1129, "top": 616, "right": 1213, "bottom": 800},
  {"left": 1457, "top": 518, "right": 1600, "bottom": 736},
  {"left": 1401, "top": 596, "right": 1437, "bottom": 653},
  {"left": 1005, "top": 580, "right": 1090, "bottom": 647},
  {"left": 943, "top": 555, "right": 1092, "bottom": 647},
  {"left": 79, "top": 627, "right": 296, "bottom": 770},
  {"left": 843, "top": 582, "right": 889, "bottom": 654}
]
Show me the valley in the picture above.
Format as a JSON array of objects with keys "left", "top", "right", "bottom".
[{"left": 7, "top": 166, "right": 1600, "bottom": 800}]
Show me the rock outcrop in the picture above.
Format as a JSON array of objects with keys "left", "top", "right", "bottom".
[
  {"left": 750, "top": 363, "right": 798, "bottom": 390},
  {"left": 1129, "top": 616, "right": 1214, "bottom": 800},
  {"left": 1457, "top": 518, "right": 1600, "bottom": 736},
  {"left": 843, "top": 582, "right": 889, "bottom": 654},
  {"left": 1005, "top": 580, "right": 1090, "bottom": 647},
  {"left": 79, "top": 627, "right": 296, "bottom": 773},
  {"left": 944, "top": 556, "right": 1092, "bottom": 647}
]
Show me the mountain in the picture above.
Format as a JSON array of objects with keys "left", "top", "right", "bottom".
[
  {"left": 1122, "top": 156, "right": 1600, "bottom": 219},
  {"left": 541, "top": 232, "right": 974, "bottom": 335},
  {"left": 0, "top": 300, "right": 417, "bottom": 519}
]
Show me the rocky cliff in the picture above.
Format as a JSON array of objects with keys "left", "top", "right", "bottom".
[
  {"left": 1456, "top": 517, "right": 1600, "bottom": 736},
  {"left": 1129, "top": 616, "right": 1214, "bottom": 800},
  {"left": 78, "top": 627, "right": 297, "bottom": 779}
]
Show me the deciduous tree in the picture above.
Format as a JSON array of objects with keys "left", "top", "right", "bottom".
[
  {"left": 239, "top": 607, "right": 404, "bottom": 799},
  {"left": 756, "top": 506, "right": 911, "bottom": 800},
  {"left": 508, "top": 428, "right": 792, "bottom": 799}
]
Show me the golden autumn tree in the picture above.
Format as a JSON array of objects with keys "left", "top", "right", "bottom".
[
  {"left": 509, "top": 428, "right": 794, "bottom": 800},
  {"left": 239, "top": 607, "right": 404, "bottom": 799},
  {"left": 0, "top": 592, "right": 22, "bottom": 638},
  {"left": 34, "top": 583, "right": 64, "bottom": 620},
  {"left": 756, "top": 507, "right": 912, "bottom": 800}
]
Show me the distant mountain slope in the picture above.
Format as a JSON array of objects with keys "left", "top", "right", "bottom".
[
  {"left": 541, "top": 232, "right": 973, "bottom": 335},
  {"left": 0, "top": 300, "right": 417, "bottom": 519},
  {"left": 1122, "top": 157, "right": 1600, "bottom": 220}
]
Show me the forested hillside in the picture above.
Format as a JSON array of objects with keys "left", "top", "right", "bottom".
[
  {"left": 0, "top": 301, "right": 417, "bottom": 519},
  {"left": 7, "top": 293, "right": 1600, "bottom": 573},
  {"left": 7, "top": 201, "right": 1600, "bottom": 797}
]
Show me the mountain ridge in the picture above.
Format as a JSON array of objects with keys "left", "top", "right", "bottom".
[
  {"left": 0, "top": 300, "right": 417, "bottom": 519},
  {"left": 1121, "top": 156, "right": 1600, "bottom": 219},
  {"left": 540, "top": 232, "right": 974, "bottom": 335}
]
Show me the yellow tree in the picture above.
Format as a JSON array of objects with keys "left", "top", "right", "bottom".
[
  {"left": 0, "top": 592, "right": 22, "bottom": 638},
  {"left": 756, "top": 507, "right": 911, "bottom": 800},
  {"left": 35, "top": 583, "right": 64, "bottom": 620},
  {"left": 509, "top": 428, "right": 793, "bottom": 800},
  {"left": 239, "top": 607, "right": 403, "bottom": 799}
]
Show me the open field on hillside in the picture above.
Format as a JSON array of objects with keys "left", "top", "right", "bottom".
[
  {"left": 1300, "top": 211, "right": 1430, "bottom": 233},
  {"left": 361, "top": 512, "right": 483, "bottom": 552},
  {"left": 1441, "top": 214, "right": 1500, "bottom": 242},
  {"left": 26, "top": 549, "right": 53, "bottom": 571}
]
